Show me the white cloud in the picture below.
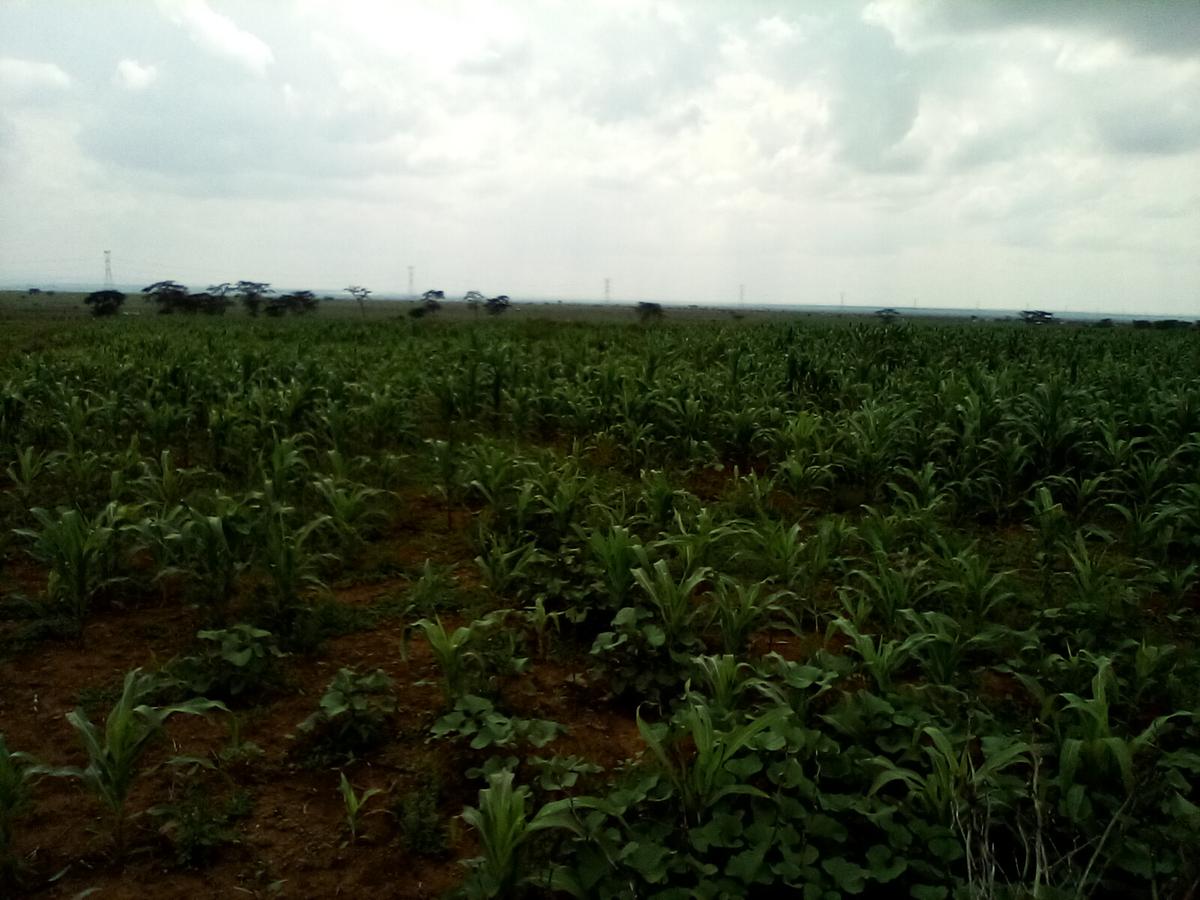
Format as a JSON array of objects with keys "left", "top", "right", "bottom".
[
  {"left": 156, "top": 0, "right": 273, "bottom": 75},
  {"left": 114, "top": 59, "right": 158, "bottom": 91},
  {"left": 0, "top": 57, "right": 70, "bottom": 100}
]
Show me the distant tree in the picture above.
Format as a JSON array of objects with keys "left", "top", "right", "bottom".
[
  {"left": 421, "top": 289, "right": 445, "bottom": 314},
  {"left": 1020, "top": 310, "right": 1056, "bottom": 325},
  {"left": 875, "top": 307, "right": 900, "bottom": 323},
  {"left": 27, "top": 287, "right": 41, "bottom": 295},
  {"left": 235, "top": 280, "right": 272, "bottom": 317},
  {"left": 142, "top": 280, "right": 189, "bottom": 314},
  {"left": 203, "top": 283, "right": 236, "bottom": 315},
  {"left": 635, "top": 301, "right": 664, "bottom": 323},
  {"left": 345, "top": 285, "right": 372, "bottom": 318},
  {"left": 187, "top": 287, "right": 231, "bottom": 315},
  {"left": 485, "top": 294, "right": 510, "bottom": 315},
  {"left": 84, "top": 289, "right": 125, "bottom": 317},
  {"left": 463, "top": 290, "right": 486, "bottom": 316},
  {"left": 265, "top": 290, "right": 319, "bottom": 317}
]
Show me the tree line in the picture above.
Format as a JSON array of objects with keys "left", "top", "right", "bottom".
[
  {"left": 84, "top": 284, "right": 514, "bottom": 318},
  {"left": 84, "top": 281, "right": 316, "bottom": 318}
]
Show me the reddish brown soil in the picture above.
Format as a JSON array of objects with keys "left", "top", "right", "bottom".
[{"left": 0, "top": 490, "right": 658, "bottom": 899}]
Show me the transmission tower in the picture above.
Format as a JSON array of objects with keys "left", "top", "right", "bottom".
[
  {"left": 104, "top": 250, "right": 114, "bottom": 289},
  {"left": 604, "top": 277, "right": 610, "bottom": 302},
  {"left": 408, "top": 266, "right": 414, "bottom": 298}
]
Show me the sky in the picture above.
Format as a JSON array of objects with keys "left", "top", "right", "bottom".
[{"left": 1, "top": 0, "right": 1198, "bottom": 314}]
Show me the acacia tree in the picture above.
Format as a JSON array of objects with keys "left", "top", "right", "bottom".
[
  {"left": 235, "top": 280, "right": 272, "bottom": 317},
  {"left": 140, "top": 281, "right": 228, "bottom": 315},
  {"left": 142, "top": 280, "right": 189, "bottom": 314},
  {"left": 464, "top": 290, "right": 486, "bottom": 316},
  {"left": 186, "top": 285, "right": 231, "bottom": 316},
  {"left": 201, "top": 283, "right": 235, "bottom": 315},
  {"left": 486, "top": 294, "right": 511, "bottom": 315},
  {"left": 345, "top": 285, "right": 372, "bottom": 318},
  {"left": 265, "top": 290, "right": 318, "bottom": 317}
]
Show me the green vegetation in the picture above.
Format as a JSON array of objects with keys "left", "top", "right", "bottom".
[
  {"left": 296, "top": 668, "right": 397, "bottom": 763},
  {"left": 0, "top": 735, "right": 39, "bottom": 885},
  {"left": 52, "top": 669, "right": 225, "bottom": 850},
  {"left": 1, "top": 312, "right": 1199, "bottom": 896}
]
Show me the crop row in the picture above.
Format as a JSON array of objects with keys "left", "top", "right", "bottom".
[{"left": 1, "top": 317, "right": 1198, "bottom": 898}]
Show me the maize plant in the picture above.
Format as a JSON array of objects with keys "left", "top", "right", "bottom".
[
  {"left": 256, "top": 511, "right": 331, "bottom": 639},
  {"left": 408, "top": 612, "right": 514, "bottom": 704},
  {"left": 587, "top": 525, "right": 647, "bottom": 611},
  {"left": 831, "top": 617, "right": 935, "bottom": 695},
  {"left": 870, "top": 725, "right": 1031, "bottom": 827},
  {"left": 707, "top": 578, "right": 796, "bottom": 655},
  {"left": 170, "top": 501, "right": 252, "bottom": 622},
  {"left": 311, "top": 475, "right": 385, "bottom": 557},
  {"left": 637, "top": 701, "right": 787, "bottom": 826},
  {"left": 15, "top": 503, "right": 126, "bottom": 633},
  {"left": 52, "top": 669, "right": 226, "bottom": 851},
  {"left": 6, "top": 446, "right": 51, "bottom": 501},
  {"left": 1053, "top": 657, "right": 1185, "bottom": 798},
  {"left": 0, "top": 735, "right": 39, "bottom": 884},
  {"left": 338, "top": 772, "right": 383, "bottom": 844},
  {"left": 474, "top": 536, "right": 543, "bottom": 597},
  {"left": 460, "top": 770, "right": 584, "bottom": 899},
  {"left": 631, "top": 558, "right": 710, "bottom": 652},
  {"left": 132, "top": 449, "right": 196, "bottom": 511}
]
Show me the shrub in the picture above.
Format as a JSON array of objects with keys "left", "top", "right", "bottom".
[
  {"left": 296, "top": 668, "right": 397, "bottom": 763},
  {"left": 84, "top": 290, "right": 126, "bottom": 317},
  {"left": 166, "top": 625, "right": 284, "bottom": 703}
]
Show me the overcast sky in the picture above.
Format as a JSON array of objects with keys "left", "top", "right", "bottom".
[{"left": 1, "top": 1, "right": 1198, "bottom": 313}]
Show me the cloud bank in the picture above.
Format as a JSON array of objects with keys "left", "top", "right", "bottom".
[{"left": 0, "top": 0, "right": 1196, "bottom": 314}]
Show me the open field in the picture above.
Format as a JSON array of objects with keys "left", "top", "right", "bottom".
[{"left": 1, "top": 312, "right": 1199, "bottom": 898}]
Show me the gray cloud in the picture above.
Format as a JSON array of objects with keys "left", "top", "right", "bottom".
[
  {"left": 1093, "top": 94, "right": 1200, "bottom": 156},
  {"left": 823, "top": 17, "right": 923, "bottom": 172},
  {"left": 921, "top": 0, "right": 1200, "bottom": 58},
  {"left": 567, "top": 12, "right": 721, "bottom": 125}
]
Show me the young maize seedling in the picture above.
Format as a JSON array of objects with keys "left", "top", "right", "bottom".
[{"left": 338, "top": 772, "right": 383, "bottom": 843}]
